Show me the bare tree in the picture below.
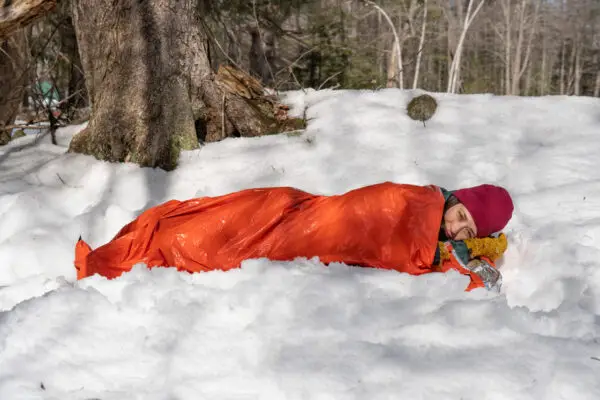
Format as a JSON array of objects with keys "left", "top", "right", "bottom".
[
  {"left": 0, "top": 0, "right": 58, "bottom": 144},
  {"left": 595, "top": 52, "right": 600, "bottom": 97},
  {"left": 495, "top": 0, "right": 541, "bottom": 95},
  {"left": 412, "top": 0, "right": 428, "bottom": 89},
  {"left": 366, "top": 1, "right": 404, "bottom": 88},
  {"left": 447, "top": 0, "right": 486, "bottom": 93},
  {"left": 0, "top": 31, "right": 28, "bottom": 144}
]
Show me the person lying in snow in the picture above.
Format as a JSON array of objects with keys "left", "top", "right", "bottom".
[{"left": 75, "top": 182, "right": 513, "bottom": 291}]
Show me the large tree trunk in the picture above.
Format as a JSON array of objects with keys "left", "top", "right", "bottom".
[
  {"left": 0, "top": 30, "right": 28, "bottom": 145},
  {"left": 69, "top": 0, "right": 296, "bottom": 170}
]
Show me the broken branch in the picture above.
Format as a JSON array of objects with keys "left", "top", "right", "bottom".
[{"left": 0, "top": 0, "right": 57, "bottom": 39}]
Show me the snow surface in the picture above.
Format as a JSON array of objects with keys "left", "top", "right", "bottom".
[{"left": 1, "top": 89, "right": 599, "bottom": 399}]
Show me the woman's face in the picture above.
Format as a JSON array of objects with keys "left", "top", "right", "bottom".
[{"left": 443, "top": 203, "right": 477, "bottom": 240}]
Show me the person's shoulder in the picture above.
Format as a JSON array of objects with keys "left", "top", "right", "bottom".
[
  {"left": 356, "top": 182, "right": 446, "bottom": 198},
  {"left": 380, "top": 183, "right": 447, "bottom": 200}
]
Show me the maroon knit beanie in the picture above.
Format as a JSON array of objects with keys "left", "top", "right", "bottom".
[{"left": 452, "top": 184, "right": 514, "bottom": 237}]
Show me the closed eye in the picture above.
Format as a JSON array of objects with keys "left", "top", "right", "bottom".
[{"left": 457, "top": 226, "right": 475, "bottom": 239}]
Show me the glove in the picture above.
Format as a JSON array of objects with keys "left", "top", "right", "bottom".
[
  {"left": 464, "top": 233, "right": 508, "bottom": 262},
  {"left": 437, "top": 241, "right": 451, "bottom": 264}
]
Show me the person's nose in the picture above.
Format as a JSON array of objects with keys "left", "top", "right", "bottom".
[{"left": 449, "top": 221, "right": 466, "bottom": 237}]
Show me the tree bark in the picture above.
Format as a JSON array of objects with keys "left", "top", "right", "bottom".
[
  {"left": 566, "top": 39, "right": 577, "bottom": 94},
  {"left": 510, "top": 0, "right": 526, "bottom": 95},
  {"left": 387, "top": 41, "right": 399, "bottom": 88},
  {"left": 69, "top": 0, "right": 297, "bottom": 170},
  {"left": 68, "top": 0, "right": 203, "bottom": 169},
  {"left": 0, "top": 30, "right": 28, "bottom": 145},
  {"left": 573, "top": 42, "right": 582, "bottom": 96},
  {"left": 524, "top": 55, "right": 532, "bottom": 95},
  {"left": 502, "top": 0, "right": 511, "bottom": 95},
  {"left": 559, "top": 40, "right": 566, "bottom": 95},
  {"left": 249, "top": 27, "right": 271, "bottom": 84},
  {"left": 0, "top": 0, "right": 56, "bottom": 38},
  {"left": 595, "top": 53, "right": 600, "bottom": 97},
  {"left": 539, "top": 34, "right": 546, "bottom": 95}
]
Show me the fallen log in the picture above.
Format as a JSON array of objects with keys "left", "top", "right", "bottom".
[{"left": 0, "top": 0, "right": 57, "bottom": 38}]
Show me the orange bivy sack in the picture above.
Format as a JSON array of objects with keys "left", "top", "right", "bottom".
[{"left": 75, "top": 182, "right": 487, "bottom": 289}]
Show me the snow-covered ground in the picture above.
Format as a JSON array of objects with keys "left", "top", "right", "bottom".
[{"left": 1, "top": 89, "right": 599, "bottom": 399}]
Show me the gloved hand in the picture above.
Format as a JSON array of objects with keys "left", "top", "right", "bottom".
[
  {"left": 464, "top": 233, "right": 508, "bottom": 262},
  {"left": 436, "top": 233, "right": 508, "bottom": 265}
]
